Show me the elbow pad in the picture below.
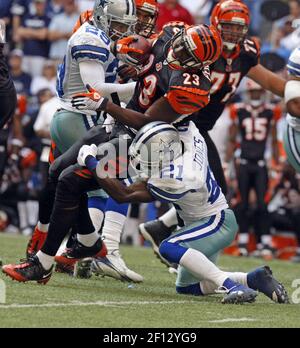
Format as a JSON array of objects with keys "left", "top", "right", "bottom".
[{"left": 285, "top": 80, "right": 300, "bottom": 103}]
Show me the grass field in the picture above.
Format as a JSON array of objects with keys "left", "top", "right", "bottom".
[{"left": 0, "top": 233, "right": 300, "bottom": 328}]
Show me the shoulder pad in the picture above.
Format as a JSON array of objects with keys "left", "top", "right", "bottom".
[{"left": 71, "top": 25, "right": 110, "bottom": 63}]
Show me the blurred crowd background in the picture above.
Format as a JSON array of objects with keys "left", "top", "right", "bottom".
[{"left": 0, "top": 0, "right": 300, "bottom": 261}]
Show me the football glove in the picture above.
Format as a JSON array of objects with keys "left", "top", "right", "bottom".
[
  {"left": 112, "top": 36, "right": 143, "bottom": 66},
  {"left": 102, "top": 114, "right": 115, "bottom": 134},
  {"left": 77, "top": 144, "right": 98, "bottom": 167},
  {"left": 72, "top": 85, "right": 108, "bottom": 112}
]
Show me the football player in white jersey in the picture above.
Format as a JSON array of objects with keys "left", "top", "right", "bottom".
[
  {"left": 73, "top": 121, "right": 288, "bottom": 304},
  {"left": 25, "top": 0, "right": 144, "bottom": 282},
  {"left": 283, "top": 47, "right": 300, "bottom": 173}
]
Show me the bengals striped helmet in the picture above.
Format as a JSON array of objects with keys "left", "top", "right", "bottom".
[
  {"left": 211, "top": 0, "right": 250, "bottom": 51},
  {"left": 166, "top": 24, "right": 223, "bottom": 70},
  {"left": 136, "top": 0, "right": 158, "bottom": 37}
]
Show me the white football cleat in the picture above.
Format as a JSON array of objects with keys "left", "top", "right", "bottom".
[{"left": 91, "top": 250, "right": 143, "bottom": 283}]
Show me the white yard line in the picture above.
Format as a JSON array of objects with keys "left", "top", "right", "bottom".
[
  {"left": 0, "top": 300, "right": 199, "bottom": 309},
  {"left": 208, "top": 318, "right": 257, "bottom": 323}
]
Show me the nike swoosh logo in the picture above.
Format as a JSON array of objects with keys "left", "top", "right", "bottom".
[{"left": 42, "top": 271, "right": 52, "bottom": 279}]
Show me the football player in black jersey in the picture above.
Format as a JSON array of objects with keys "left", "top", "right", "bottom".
[
  {"left": 139, "top": 0, "right": 287, "bottom": 267},
  {"left": 2, "top": 23, "right": 223, "bottom": 283},
  {"left": 0, "top": 21, "right": 17, "bottom": 181},
  {"left": 226, "top": 79, "right": 281, "bottom": 259}
]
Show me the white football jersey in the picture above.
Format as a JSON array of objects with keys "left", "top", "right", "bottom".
[
  {"left": 286, "top": 47, "right": 300, "bottom": 132},
  {"left": 147, "top": 121, "right": 228, "bottom": 225},
  {"left": 56, "top": 22, "right": 119, "bottom": 115}
]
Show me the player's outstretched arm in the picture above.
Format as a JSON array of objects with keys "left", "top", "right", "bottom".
[
  {"left": 95, "top": 178, "right": 154, "bottom": 203},
  {"left": 77, "top": 145, "right": 155, "bottom": 203},
  {"left": 72, "top": 85, "right": 181, "bottom": 130},
  {"left": 79, "top": 61, "right": 136, "bottom": 103},
  {"left": 247, "top": 64, "right": 286, "bottom": 97}
]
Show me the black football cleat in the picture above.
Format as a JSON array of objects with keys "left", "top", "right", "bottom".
[
  {"left": 2, "top": 255, "right": 53, "bottom": 284},
  {"left": 139, "top": 219, "right": 176, "bottom": 267},
  {"left": 221, "top": 284, "right": 258, "bottom": 304},
  {"left": 247, "top": 266, "right": 289, "bottom": 303},
  {"left": 55, "top": 237, "right": 107, "bottom": 270}
]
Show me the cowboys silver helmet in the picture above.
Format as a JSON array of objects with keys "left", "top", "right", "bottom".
[
  {"left": 93, "top": 0, "right": 137, "bottom": 40},
  {"left": 129, "top": 122, "right": 182, "bottom": 178}
]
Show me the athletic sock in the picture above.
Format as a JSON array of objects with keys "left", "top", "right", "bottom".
[
  {"left": 36, "top": 251, "right": 54, "bottom": 270},
  {"left": 77, "top": 231, "right": 99, "bottom": 247},
  {"left": 37, "top": 222, "right": 49, "bottom": 233},
  {"left": 88, "top": 197, "right": 106, "bottom": 232},
  {"left": 159, "top": 207, "right": 178, "bottom": 227},
  {"left": 102, "top": 211, "right": 127, "bottom": 252},
  {"left": 102, "top": 198, "right": 129, "bottom": 253},
  {"left": 179, "top": 248, "right": 228, "bottom": 286},
  {"left": 225, "top": 272, "right": 248, "bottom": 286}
]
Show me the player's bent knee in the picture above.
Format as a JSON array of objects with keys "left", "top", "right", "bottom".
[{"left": 159, "top": 240, "right": 187, "bottom": 264}]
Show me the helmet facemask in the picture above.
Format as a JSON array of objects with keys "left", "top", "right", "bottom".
[
  {"left": 92, "top": 4, "right": 109, "bottom": 32},
  {"left": 166, "top": 30, "right": 205, "bottom": 71},
  {"left": 219, "top": 20, "right": 248, "bottom": 50},
  {"left": 129, "top": 140, "right": 182, "bottom": 179},
  {"left": 108, "top": 16, "right": 137, "bottom": 41},
  {"left": 136, "top": 7, "right": 157, "bottom": 38}
]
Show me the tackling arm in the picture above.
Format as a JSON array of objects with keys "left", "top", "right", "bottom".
[
  {"left": 79, "top": 61, "right": 136, "bottom": 102},
  {"left": 104, "top": 96, "right": 181, "bottom": 129},
  {"left": 93, "top": 178, "right": 154, "bottom": 203}
]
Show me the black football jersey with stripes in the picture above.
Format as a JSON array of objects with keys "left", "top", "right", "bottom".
[
  {"left": 230, "top": 102, "right": 280, "bottom": 161},
  {"left": 191, "top": 38, "right": 260, "bottom": 131},
  {"left": 127, "top": 22, "right": 211, "bottom": 117}
]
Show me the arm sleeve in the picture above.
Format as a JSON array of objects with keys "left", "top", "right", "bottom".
[{"left": 79, "top": 60, "right": 136, "bottom": 103}]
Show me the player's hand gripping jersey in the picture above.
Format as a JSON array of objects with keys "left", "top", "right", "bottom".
[
  {"left": 127, "top": 22, "right": 212, "bottom": 122},
  {"left": 147, "top": 122, "right": 228, "bottom": 225},
  {"left": 56, "top": 21, "right": 119, "bottom": 115},
  {"left": 191, "top": 38, "right": 260, "bottom": 131}
]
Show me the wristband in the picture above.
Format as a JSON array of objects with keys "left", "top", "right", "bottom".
[
  {"left": 85, "top": 155, "right": 98, "bottom": 171},
  {"left": 98, "top": 97, "right": 109, "bottom": 112}
]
